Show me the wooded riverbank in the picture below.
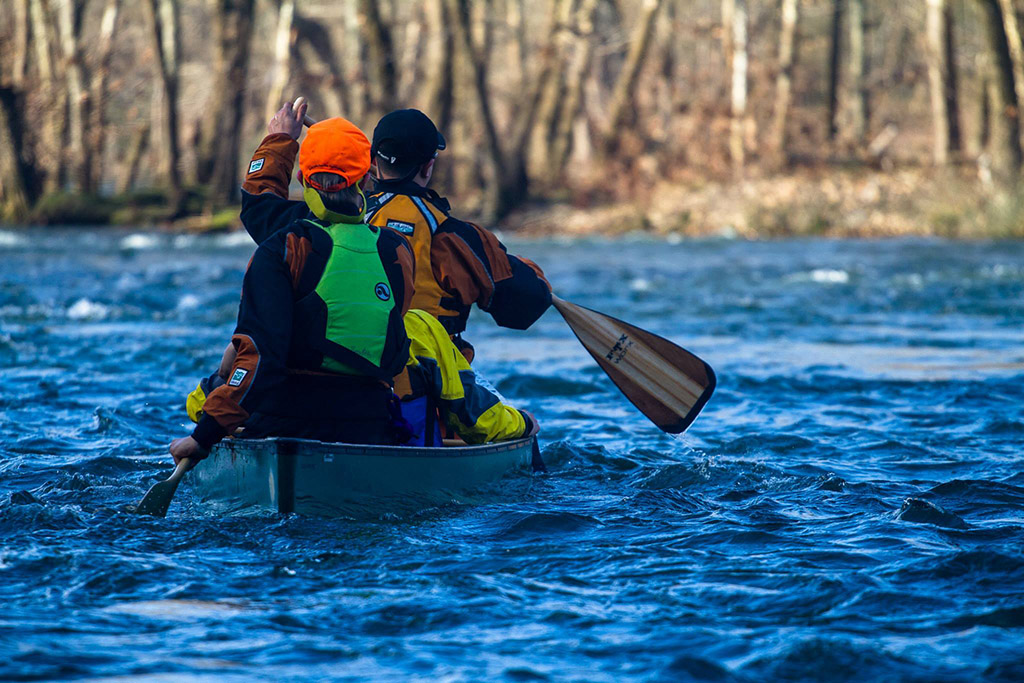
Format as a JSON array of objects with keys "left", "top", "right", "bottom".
[
  {"left": 10, "top": 165, "right": 1022, "bottom": 240},
  {"left": 5, "top": 1, "right": 1024, "bottom": 235}
]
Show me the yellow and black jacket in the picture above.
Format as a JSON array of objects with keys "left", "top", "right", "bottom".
[
  {"left": 240, "top": 134, "right": 552, "bottom": 344},
  {"left": 395, "top": 310, "right": 528, "bottom": 445}
]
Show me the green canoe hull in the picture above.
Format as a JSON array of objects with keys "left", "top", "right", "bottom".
[{"left": 189, "top": 436, "right": 536, "bottom": 516}]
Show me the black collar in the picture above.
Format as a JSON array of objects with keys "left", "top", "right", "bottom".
[{"left": 371, "top": 178, "right": 451, "bottom": 215}]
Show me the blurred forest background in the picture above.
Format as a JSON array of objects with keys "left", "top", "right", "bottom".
[{"left": 2, "top": 0, "right": 1024, "bottom": 237}]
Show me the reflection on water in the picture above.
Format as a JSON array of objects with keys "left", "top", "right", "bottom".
[{"left": 2, "top": 229, "right": 1024, "bottom": 680}]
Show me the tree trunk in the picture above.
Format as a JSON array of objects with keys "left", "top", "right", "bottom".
[
  {"left": 943, "top": 0, "right": 963, "bottom": 155},
  {"left": 397, "top": 2, "right": 426, "bottom": 104},
  {"left": 509, "top": 0, "right": 575, "bottom": 161},
  {"left": 722, "top": 0, "right": 734, "bottom": 75},
  {"left": 144, "top": 0, "right": 183, "bottom": 212},
  {"left": 996, "top": 0, "right": 1024, "bottom": 147},
  {"left": 55, "top": 0, "right": 91, "bottom": 193},
  {"left": 89, "top": 0, "right": 120, "bottom": 190},
  {"left": 528, "top": 0, "right": 575, "bottom": 178},
  {"left": 30, "top": 0, "right": 65, "bottom": 193},
  {"left": 926, "top": 0, "right": 955, "bottom": 165},
  {"left": 978, "top": 0, "right": 1023, "bottom": 176},
  {"left": 359, "top": 0, "right": 398, "bottom": 118},
  {"left": 845, "top": 0, "right": 869, "bottom": 147},
  {"left": 425, "top": 0, "right": 454, "bottom": 135},
  {"left": 771, "top": 0, "right": 799, "bottom": 163},
  {"left": 121, "top": 123, "right": 150, "bottom": 194},
  {"left": 0, "top": 87, "right": 34, "bottom": 220},
  {"left": 506, "top": 0, "right": 527, "bottom": 89},
  {"left": 11, "top": 0, "right": 30, "bottom": 88},
  {"left": 196, "top": 0, "right": 255, "bottom": 204},
  {"left": 550, "top": 0, "right": 601, "bottom": 178},
  {"left": 265, "top": 0, "right": 295, "bottom": 121},
  {"left": 976, "top": 47, "right": 993, "bottom": 156},
  {"left": 726, "top": 0, "right": 748, "bottom": 169},
  {"left": 294, "top": 14, "right": 348, "bottom": 118},
  {"left": 827, "top": 0, "right": 842, "bottom": 141},
  {"left": 446, "top": 0, "right": 524, "bottom": 221},
  {"left": 603, "top": 0, "right": 665, "bottom": 154}
]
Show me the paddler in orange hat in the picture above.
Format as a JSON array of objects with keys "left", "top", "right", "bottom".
[{"left": 169, "top": 115, "right": 416, "bottom": 465}]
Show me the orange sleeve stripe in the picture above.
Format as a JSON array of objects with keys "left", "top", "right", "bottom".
[
  {"left": 431, "top": 232, "right": 491, "bottom": 308},
  {"left": 284, "top": 233, "right": 311, "bottom": 289},
  {"left": 241, "top": 134, "right": 299, "bottom": 198},
  {"left": 516, "top": 255, "right": 551, "bottom": 289},
  {"left": 468, "top": 222, "right": 514, "bottom": 282},
  {"left": 201, "top": 334, "right": 260, "bottom": 433}
]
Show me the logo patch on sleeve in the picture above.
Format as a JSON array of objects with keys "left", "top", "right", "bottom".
[
  {"left": 228, "top": 368, "right": 249, "bottom": 386},
  {"left": 248, "top": 158, "right": 265, "bottom": 174},
  {"left": 374, "top": 282, "right": 392, "bottom": 301},
  {"left": 386, "top": 219, "right": 415, "bottom": 234}
]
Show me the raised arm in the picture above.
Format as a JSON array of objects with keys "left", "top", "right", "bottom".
[{"left": 239, "top": 101, "right": 311, "bottom": 244}]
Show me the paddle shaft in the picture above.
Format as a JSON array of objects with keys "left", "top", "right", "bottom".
[
  {"left": 165, "top": 458, "right": 191, "bottom": 486},
  {"left": 293, "top": 97, "right": 316, "bottom": 127}
]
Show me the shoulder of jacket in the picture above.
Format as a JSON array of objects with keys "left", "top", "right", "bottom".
[
  {"left": 365, "top": 191, "right": 402, "bottom": 220},
  {"left": 434, "top": 214, "right": 490, "bottom": 238},
  {"left": 376, "top": 224, "right": 413, "bottom": 251}
]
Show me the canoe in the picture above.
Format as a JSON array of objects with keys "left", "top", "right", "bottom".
[{"left": 189, "top": 435, "right": 537, "bottom": 516}]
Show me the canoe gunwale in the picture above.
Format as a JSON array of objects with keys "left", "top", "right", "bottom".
[{"left": 212, "top": 435, "right": 536, "bottom": 459}]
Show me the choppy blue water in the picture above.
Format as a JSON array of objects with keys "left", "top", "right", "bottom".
[{"left": 1, "top": 228, "right": 1023, "bottom": 681}]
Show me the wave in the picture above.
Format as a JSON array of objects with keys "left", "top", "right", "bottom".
[{"left": 897, "top": 498, "right": 968, "bottom": 529}]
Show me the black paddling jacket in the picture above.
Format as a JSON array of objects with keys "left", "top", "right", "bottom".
[{"left": 191, "top": 218, "right": 414, "bottom": 449}]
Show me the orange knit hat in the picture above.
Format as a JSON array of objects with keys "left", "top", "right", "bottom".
[{"left": 298, "top": 117, "right": 371, "bottom": 191}]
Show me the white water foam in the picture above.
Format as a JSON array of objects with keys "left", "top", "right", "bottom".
[
  {"left": 810, "top": 269, "right": 850, "bottom": 283},
  {"left": 67, "top": 298, "right": 110, "bottom": 320},
  {"left": 120, "top": 233, "right": 161, "bottom": 250},
  {"left": 172, "top": 234, "right": 197, "bottom": 249},
  {"left": 213, "top": 231, "right": 253, "bottom": 248},
  {"left": 786, "top": 268, "right": 851, "bottom": 284},
  {"left": 630, "top": 277, "right": 652, "bottom": 293},
  {"left": 0, "top": 230, "right": 27, "bottom": 247},
  {"left": 176, "top": 294, "right": 200, "bottom": 310}
]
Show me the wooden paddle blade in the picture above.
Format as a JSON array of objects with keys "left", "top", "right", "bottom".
[
  {"left": 133, "top": 479, "right": 180, "bottom": 517},
  {"left": 134, "top": 460, "right": 189, "bottom": 517},
  {"left": 553, "top": 297, "right": 716, "bottom": 434}
]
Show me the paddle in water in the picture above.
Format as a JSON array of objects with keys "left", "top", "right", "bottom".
[
  {"left": 132, "top": 458, "right": 191, "bottom": 517},
  {"left": 298, "top": 101, "right": 715, "bottom": 433}
]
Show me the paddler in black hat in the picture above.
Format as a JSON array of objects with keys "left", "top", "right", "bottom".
[{"left": 241, "top": 107, "right": 552, "bottom": 363}]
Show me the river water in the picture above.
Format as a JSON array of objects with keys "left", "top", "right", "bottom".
[{"left": 1, "top": 229, "right": 1023, "bottom": 681}]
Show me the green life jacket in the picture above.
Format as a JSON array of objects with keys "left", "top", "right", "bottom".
[{"left": 303, "top": 219, "right": 408, "bottom": 381}]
